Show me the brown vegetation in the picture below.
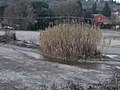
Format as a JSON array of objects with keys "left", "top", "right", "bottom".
[
  {"left": 3, "top": 0, "right": 35, "bottom": 30},
  {"left": 40, "top": 23, "right": 102, "bottom": 61},
  {"left": 49, "top": 0, "right": 82, "bottom": 16}
]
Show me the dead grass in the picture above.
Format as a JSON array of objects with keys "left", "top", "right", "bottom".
[{"left": 40, "top": 23, "right": 102, "bottom": 61}]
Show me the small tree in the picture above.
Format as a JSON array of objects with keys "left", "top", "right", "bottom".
[
  {"left": 92, "top": 2, "right": 97, "bottom": 14},
  {"left": 50, "top": 1, "right": 83, "bottom": 16},
  {"left": 83, "top": 9, "right": 92, "bottom": 24},
  {"left": 30, "top": 1, "right": 52, "bottom": 30},
  {"left": 0, "top": 5, "right": 7, "bottom": 17},
  {"left": 102, "top": 2, "right": 111, "bottom": 17},
  {"left": 76, "top": 0, "right": 83, "bottom": 16},
  {"left": 3, "top": 0, "right": 35, "bottom": 30}
]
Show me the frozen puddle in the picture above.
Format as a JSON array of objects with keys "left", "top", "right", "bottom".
[
  {"left": 0, "top": 43, "right": 44, "bottom": 60},
  {"left": 116, "top": 66, "right": 120, "bottom": 69},
  {"left": 17, "top": 49, "right": 43, "bottom": 60},
  {"left": 105, "top": 55, "right": 118, "bottom": 59}
]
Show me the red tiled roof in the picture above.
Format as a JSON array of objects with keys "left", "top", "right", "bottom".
[{"left": 93, "top": 14, "right": 111, "bottom": 23}]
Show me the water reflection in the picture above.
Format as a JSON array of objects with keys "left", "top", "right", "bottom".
[{"left": 44, "top": 56, "right": 108, "bottom": 71}]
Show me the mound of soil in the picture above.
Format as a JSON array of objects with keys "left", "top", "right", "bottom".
[
  {"left": 0, "top": 35, "right": 15, "bottom": 43},
  {"left": 0, "top": 34, "right": 39, "bottom": 49}
]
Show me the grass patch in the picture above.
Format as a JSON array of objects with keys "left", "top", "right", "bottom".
[{"left": 40, "top": 23, "right": 102, "bottom": 61}]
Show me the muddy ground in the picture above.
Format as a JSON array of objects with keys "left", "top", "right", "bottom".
[{"left": 0, "top": 30, "right": 120, "bottom": 90}]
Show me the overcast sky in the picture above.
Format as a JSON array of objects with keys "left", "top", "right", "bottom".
[{"left": 113, "top": 0, "right": 120, "bottom": 3}]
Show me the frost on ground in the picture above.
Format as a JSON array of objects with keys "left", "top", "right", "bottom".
[
  {"left": 1, "top": 30, "right": 120, "bottom": 58},
  {"left": 105, "top": 55, "right": 118, "bottom": 59},
  {"left": 98, "top": 30, "right": 120, "bottom": 59},
  {"left": 0, "top": 30, "right": 120, "bottom": 89},
  {"left": 15, "top": 31, "right": 40, "bottom": 44},
  {"left": 0, "top": 31, "right": 40, "bottom": 44},
  {"left": 0, "top": 44, "right": 119, "bottom": 89}
]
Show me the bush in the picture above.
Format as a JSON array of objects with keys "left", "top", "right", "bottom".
[
  {"left": 40, "top": 23, "right": 102, "bottom": 61},
  {"left": 100, "top": 23, "right": 112, "bottom": 29}
]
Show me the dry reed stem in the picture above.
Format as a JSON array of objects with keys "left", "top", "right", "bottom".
[{"left": 40, "top": 23, "right": 102, "bottom": 61}]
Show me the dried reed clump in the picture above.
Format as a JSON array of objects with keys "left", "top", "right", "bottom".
[{"left": 40, "top": 23, "right": 102, "bottom": 61}]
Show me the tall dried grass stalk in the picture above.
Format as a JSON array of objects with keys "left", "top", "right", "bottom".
[{"left": 40, "top": 23, "right": 102, "bottom": 61}]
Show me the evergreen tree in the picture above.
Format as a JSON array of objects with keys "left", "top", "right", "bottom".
[
  {"left": 76, "top": 0, "right": 83, "bottom": 16},
  {"left": 92, "top": 2, "right": 97, "bottom": 14},
  {"left": 0, "top": 5, "right": 7, "bottom": 17},
  {"left": 102, "top": 2, "right": 111, "bottom": 17},
  {"left": 31, "top": 1, "right": 52, "bottom": 30},
  {"left": 31, "top": 1, "right": 49, "bottom": 17}
]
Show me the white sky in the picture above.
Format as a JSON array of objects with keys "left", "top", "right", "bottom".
[{"left": 113, "top": 0, "right": 120, "bottom": 3}]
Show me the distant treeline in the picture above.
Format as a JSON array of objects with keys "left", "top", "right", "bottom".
[{"left": 0, "top": 0, "right": 116, "bottom": 30}]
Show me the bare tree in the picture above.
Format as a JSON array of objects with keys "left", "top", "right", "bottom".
[
  {"left": 3, "top": 0, "right": 35, "bottom": 30},
  {"left": 49, "top": 0, "right": 82, "bottom": 16}
]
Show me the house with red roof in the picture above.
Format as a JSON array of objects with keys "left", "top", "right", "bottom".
[{"left": 93, "top": 14, "right": 112, "bottom": 27}]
